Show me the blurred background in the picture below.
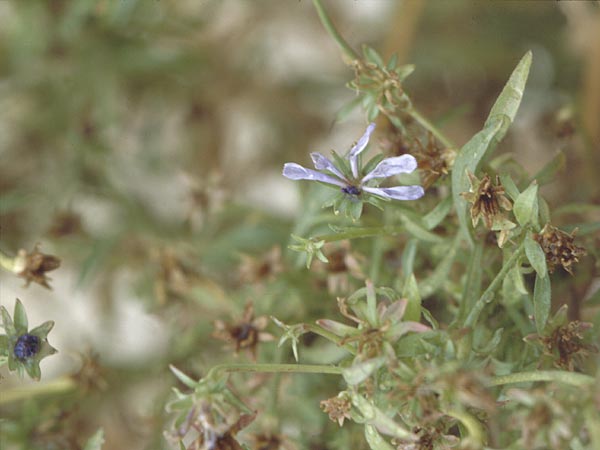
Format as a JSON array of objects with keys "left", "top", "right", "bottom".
[{"left": 1, "top": 1, "right": 599, "bottom": 449}]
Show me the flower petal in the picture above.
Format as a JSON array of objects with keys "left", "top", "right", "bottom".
[
  {"left": 283, "top": 163, "right": 346, "bottom": 187},
  {"left": 310, "top": 152, "right": 347, "bottom": 180},
  {"left": 348, "top": 122, "right": 376, "bottom": 178},
  {"left": 362, "top": 185, "right": 425, "bottom": 201},
  {"left": 362, "top": 155, "right": 418, "bottom": 182}
]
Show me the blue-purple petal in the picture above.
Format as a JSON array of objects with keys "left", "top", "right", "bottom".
[
  {"left": 310, "top": 152, "right": 347, "bottom": 181},
  {"left": 348, "top": 122, "right": 376, "bottom": 178},
  {"left": 283, "top": 163, "right": 346, "bottom": 187},
  {"left": 361, "top": 155, "right": 418, "bottom": 182},
  {"left": 362, "top": 185, "right": 425, "bottom": 201}
]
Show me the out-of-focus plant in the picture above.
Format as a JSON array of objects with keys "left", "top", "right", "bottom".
[{"left": 1, "top": 1, "right": 598, "bottom": 450}]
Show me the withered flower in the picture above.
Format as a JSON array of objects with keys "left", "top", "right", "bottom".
[
  {"left": 542, "top": 320, "right": 596, "bottom": 370},
  {"left": 47, "top": 210, "right": 83, "bottom": 238},
  {"left": 212, "top": 302, "right": 275, "bottom": 360},
  {"left": 533, "top": 224, "right": 586, "bottom": 274},
  {"left": 461, "top": 172, "right": 513, "bottom": 229},
  {"left": 237, "top": 246, "right": 283, "bottom": 285},
  {"left": 320, "top": 393, "right": 353, "bottom": 426},
  {"left": 71, "top": 351, "right": 108, "bottom": 393},
  {"left": 412, "top": 134, "right": 456, "bottom": 189},
  {"left": 13, "top": 244, "right": 61, "bottom": 289},
  {"left": 183, "top": 405, "right": 257, "bottom": 450}
]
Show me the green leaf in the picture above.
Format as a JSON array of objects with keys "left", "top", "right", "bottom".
[
  {"left": 499, "top": 173, "right": 520, "bottom": 201},
  {"left": 83, "top": 428, "right": 105, "bottom": 450},
  {"left": 1, "top": 305, "right": 16, "bottom": 336},
  {"left": 533, "top": 273, "right": 551, "bottom": 334},
  {"left": 451, "top": 51, "right": 532, "bottom": 244},
  {"left": 402, "top": 274, "right": 421, "bottom": 322},
  {"left": 400, "top": 239, "right": 418, "bottom": 277},
  {"left": 513, "top": 181, "right": 539, "bottom": 227},
  {"left": 29, "top": 321, "right": 55, "bottom": 340},
  {"left": 363, "top": 45, "right": 384, "bottom": 67},
  {"left": 524, "top": 233, "right": 547, "bottom": 278},
  {"left": 169, "top": 365, "right": 197, "bottom": 389},
  {"left": 13, "top": 299, "right": 28, "bottom": 335},
  {"left": 458, "top": 241, "right": 484, "bottom": 322}
]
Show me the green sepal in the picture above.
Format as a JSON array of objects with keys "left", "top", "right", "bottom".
[
  {"left": 1, "top": 305, "right": 16, "bottom": 336},
  {"left": 13, "top": 299, "right": 28, "bottom": 335},
  {"left": 29, "top": 320, "right": 55, "bottom": 340}
]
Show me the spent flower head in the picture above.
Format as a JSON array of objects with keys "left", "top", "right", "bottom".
[
  {"left": 283, "top": 123, "right": 424, "bottom": 220},
  {"left": 533, "top": 224, "right": 586, "bottom": 274},
  {"left": 9, "top": 244, "right": 61, "bottom": 289},
  {"left": 212, "top": 301, "right": 275, "bottom": 360},
  {"left": 0, "top": 299, "right": 56, "bottom": 380}
]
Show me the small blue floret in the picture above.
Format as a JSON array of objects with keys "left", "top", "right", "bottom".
[
  {"left": 14, "top": 333, "right": 40, "bottom": 360},
  {"left": 342, "top": 186, "right": 361, "bottom": 196}
]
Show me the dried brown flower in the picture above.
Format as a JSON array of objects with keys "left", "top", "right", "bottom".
[
  {"left": 320, "top": 393, "right": 352, "bottom": 426},
  {"left": 184, "top": 406, "right": 257, "bottom": 450},
  {"left": 212, "top": 301, "right": 275, "bottom": 360},
  {"left": 14, "top": 244, "right": 61, "bottom": 289},
  {"left": 461, "top": 172, "right": 513, "bottom": 229},
  {"left": 237, "top": 246, "right": 283, "bottom": 285},
  {"left": 541, "top": 320, "right": 596, "bottom": 370},
  {"left": 47, "top": 210, "right": 83, "bottom": 238},
  {"left": 412, "top": 134, "right": 456, "bottom": 189},
  {"left": 247, "top": 432, "right": 296, "bottom": 450},
  {"left": 533, "top": 224, "right": 586, "bottom": 275}
]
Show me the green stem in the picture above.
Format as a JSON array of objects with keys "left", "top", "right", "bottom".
[
  {"left": 315, "top": 225, "right": 405, "bottom": 243},
  {"left": 464, "top": 242, "right": 525, "bottom": 328},
  {"left": 488, "top": 370, "right": 594, "bottom": 387},
  {"left": 408, "top": 107, "right": 455, "bottom": 149},
  {"left": 206, "top": 363, "right": 343, "bottom": 381},
  {"left": 0, "top": 376, "right": 77, "bottom": 405},
  {"left": 312, "top": 0, "right": 359, "bottom": 62}
]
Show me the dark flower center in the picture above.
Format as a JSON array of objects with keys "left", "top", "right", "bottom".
[
  {"left": 342, "top": 185, "right": 361, "bottom": 196},
  {"left": 14, "top": 333, "right": 41, "bottom": 360}
]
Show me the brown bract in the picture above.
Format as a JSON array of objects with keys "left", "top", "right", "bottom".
[
  {"left": 311, "top": 241, "right": 364, "bottom": 294},
  {"left": 533, "top": 224, "right": 587, "bottom": 274},
  {"left": 461, "top": 172, "right": 512, "bottom": 229},
  {"left": 541, "top": 320, "right": 596, "bottom": 370},
  {"left": 412, "top": 134, "right": 456, "bottom": 189},
  {"left": 320, "top": 394, "right": 352, "bottom": 426},
  {"left": 212, "top": 302, "right": 275, "bottom": 360},
  {"left": 15, "top": 244, "right": 61, "bottom": 289}
]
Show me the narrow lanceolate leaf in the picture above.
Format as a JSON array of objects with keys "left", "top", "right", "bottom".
[
  {"left": 533, "top": 273, "right": 551, "bottom": 334},
  {"left": 513, "top": 181, "right": 539, "bottom": 227},
  {"left": 13, "top": 299, "right": 28, "bottom": 334},
  {"left": 524, "top": 233, "right": 547, "bottom": 278},
  {"left": 169, "top": 365, "right": 197, "bottom": 389},
  {"left": 452, "top": 51, "right": 532, "bottom": 243},
  {"left": 402, "top": 274, "right": 421, "bottom": 322},
  {"left": 364, "top": 425, "right": 396, "bottom": 450}
]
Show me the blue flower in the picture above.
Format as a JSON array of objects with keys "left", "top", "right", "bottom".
[{"left": 283, "top": 123, "right": 424, "bottom": 205}]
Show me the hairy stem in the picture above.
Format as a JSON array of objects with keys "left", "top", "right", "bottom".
[
  {"left": 464, "top": 242, "right": 525, "bottom": 328},
  {"left": 206, "top": 363, "right": 343, "bottom": 381}
]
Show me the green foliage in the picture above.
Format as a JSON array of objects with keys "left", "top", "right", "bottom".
[{"left": 1, "top": 2, "right": 598, "bottom": 450}]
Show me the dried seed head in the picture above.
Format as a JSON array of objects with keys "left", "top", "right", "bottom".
[
  {"left": 461, "top": 173, "right": 512, "bottom": 229},
  {"left": 14, "top": 244, "right": 61, "bottom": 289},
  {"left": 541, "top": 320, "right": 596, "bottom": 370},
  {"left": 320, "top": 394, "right": 352, "bottom": 426},
  {"left": 212, "top": 302, "right": 274, "bottom": 360},
  {"left": 533, "top": 224, "right": 586, "bottom": 274}
]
